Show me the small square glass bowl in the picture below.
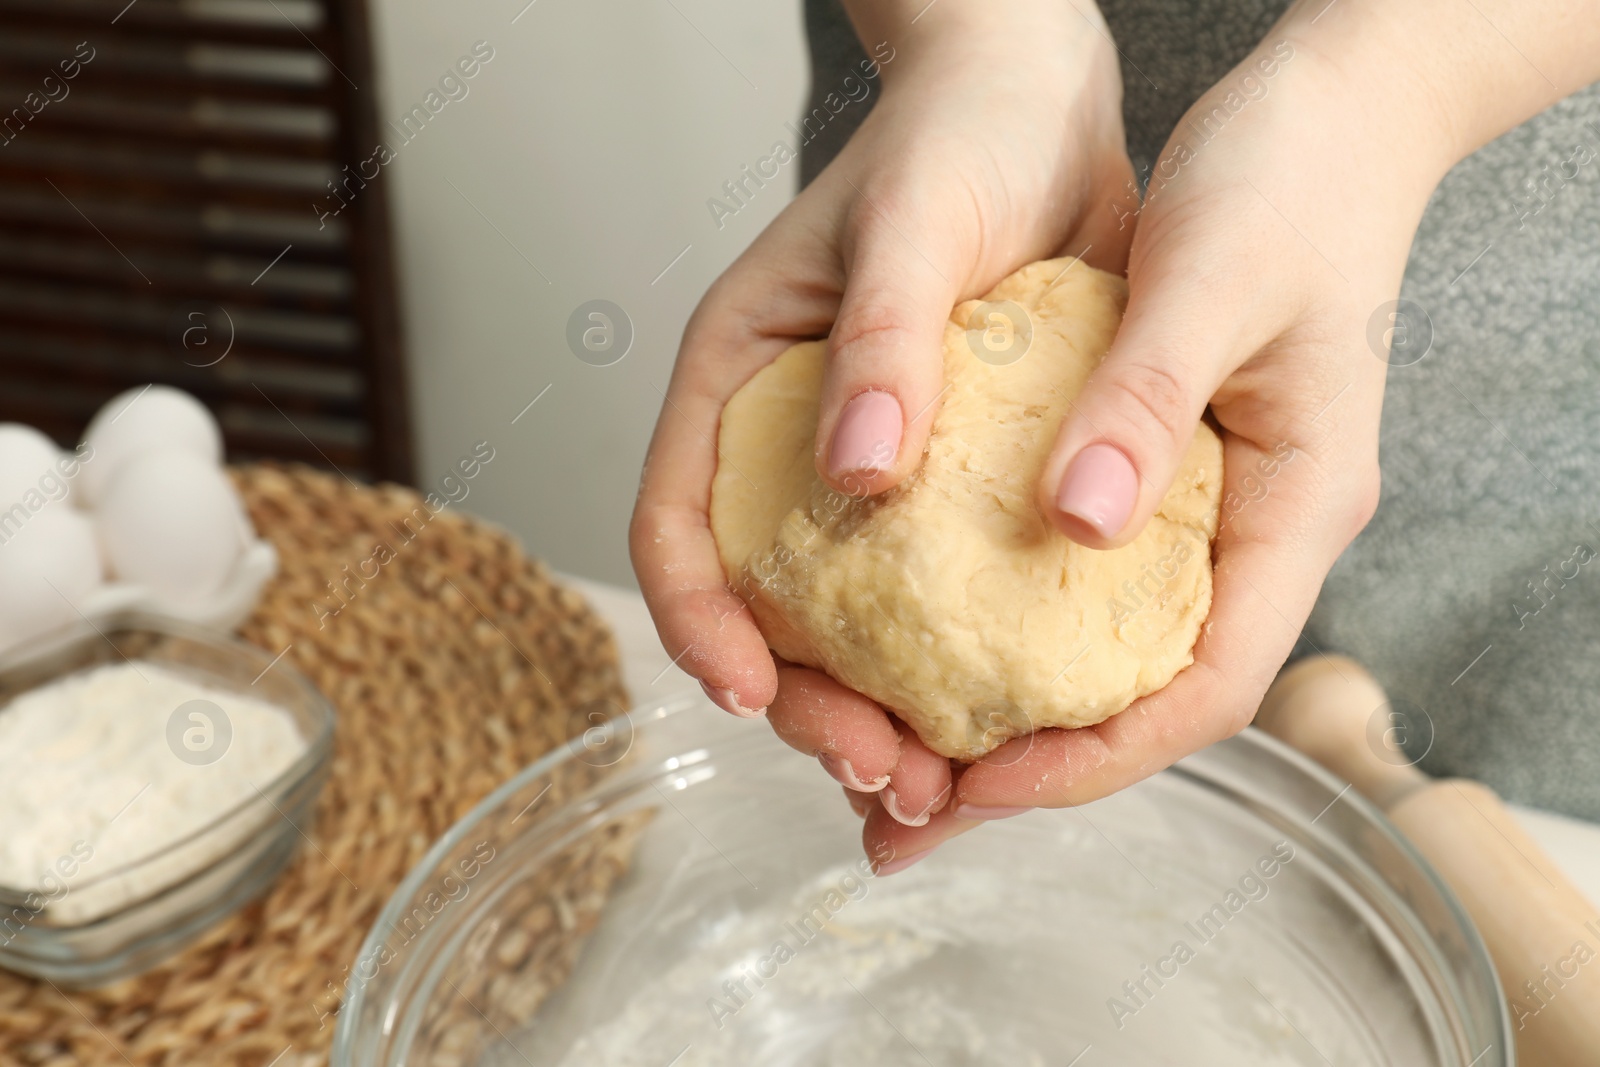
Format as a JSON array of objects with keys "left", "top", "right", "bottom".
[{"left": 0, "top": 612, "right": 334, "bottom": 987}]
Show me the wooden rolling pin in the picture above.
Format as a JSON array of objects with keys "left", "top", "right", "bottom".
[{"left": 1256, "top": 656, "right": 1600, "bottom": 1067}]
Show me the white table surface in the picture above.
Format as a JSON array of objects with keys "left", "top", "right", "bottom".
[{"left": 566, "top": 575, "right": 1600, "bottom": 909}]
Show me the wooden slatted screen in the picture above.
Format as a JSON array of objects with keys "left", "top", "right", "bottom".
[{"left": 0, "top": 0, "right": 412, "bottom": 483}]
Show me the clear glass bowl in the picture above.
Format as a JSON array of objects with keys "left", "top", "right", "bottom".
[
  {"left": 0, "top": 613, "right": 333, "bottom": 986},
  {"left": 334, "top": 695, "right": 1510, "bottom": 1067}
]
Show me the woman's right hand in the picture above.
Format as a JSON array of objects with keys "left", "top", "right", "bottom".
[{"left": 630, "top": 0, "right": 1136, "bottom": 867}]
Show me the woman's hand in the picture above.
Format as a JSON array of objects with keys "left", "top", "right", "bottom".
[{"left": 631, "top": 0, "right": 1134, "bottom": 865}]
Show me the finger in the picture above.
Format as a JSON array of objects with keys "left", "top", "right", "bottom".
[
  {"left": 864, "top": 796, "right": 978, "bottom": 875},
  {"left": 631, "top": 389, "right": 781, "bottom": 713},
  {"left": 812, "top": 183, "right": 965, "bottom": 496},
  {"left": 630, "top": 275, "right": 806, "bottom": 716},
  {"left": 1036, "top": 246, "right": 1280, "bottom": 549},
  {"left": 880, "top": 718, "right": 953, "bottom": 827},
  {"left": 963, "top": 431, "right": 1380, "bottom": 809},
  {"left": 766, "top": 665, "right": 899, "bottom": 790}
]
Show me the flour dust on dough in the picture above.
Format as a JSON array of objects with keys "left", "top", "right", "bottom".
[{"left": 710, "top": 258, "right": 1224, "bottom": 760}]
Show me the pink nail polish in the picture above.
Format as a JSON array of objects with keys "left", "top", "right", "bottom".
[
  {"left": 873, "top": 850, "right": 929, "bottom": 876},
  {"left": 954, "top": 804, "right": 1030, "bottom": 821},
  {"left": 828, "top": 391, "right": 902, "bottom": 479},
  {"left": 881, "top": 785, "right": 928, "bottom": 827},
  {"left": 819, "top": 752, "right": 889, "bottom": 792},
  {"left": 1055, "top": 442, "right": 1138, "bottom": 538},
  {"left": 882, "top": 783, "right": 950, "bottom": 827},
  {"left": 699, "top": 680, "right": 766, "bottom": 719}
]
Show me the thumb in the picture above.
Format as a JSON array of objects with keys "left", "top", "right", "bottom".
[
  {"left": 813, "top": 195, "right": 963, "bottom": 495},
  {"left": 1038, "top": 266, "right": 1250, "bottom": 548}
]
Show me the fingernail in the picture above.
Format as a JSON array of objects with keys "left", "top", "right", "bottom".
[
  {"left": 873, "top": 850, "right": 929, "bottom": 876},
  {"left": 954, "top": 804, "right": 1030, "bottom": 821},
  {"left": 699, "top": 680, "right": 766, "bottom": 719},
  {"left": 1055, "top": 442, "right": 1138, "bottom": 538},
  {"left": 882, "top": 783, "right": 951, "bottom": 827},
  {"left": 819, "top": 752, "right": 889, "bottom": 792},
  {"left": 828, "top": 391, "right": 902, "bottom": 479}
]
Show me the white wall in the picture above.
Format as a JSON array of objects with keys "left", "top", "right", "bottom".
[{"left": 367, "top": 0, "right": 809, "bottom": 585}]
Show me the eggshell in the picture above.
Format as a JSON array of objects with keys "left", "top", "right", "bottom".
[
  {"left": 0, "top": 424, "right": 66, "bottom": 511},
  {"left": 79, "top": 386, "right": 222, "bottom": 506},
  {"left": 0, "top": 507, "right": 103, "bottom": 650},
  {"left": 95, "top": 448, "right": 248, "bottom": 604}
]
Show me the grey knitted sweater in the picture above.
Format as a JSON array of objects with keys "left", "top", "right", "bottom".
[{"left": 803, "top": 0, "right": 1600, "bottom": 820}]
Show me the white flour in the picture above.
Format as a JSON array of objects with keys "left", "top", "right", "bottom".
[
  {"left": 0, "top": 660, "right": 306, "bottom": 891},
  {"left": 524, "top": 864, "right": 1057, "bottom": 1067},
  {"left": 509, "top": 845, "right": 1357, "bottom": 1067}
]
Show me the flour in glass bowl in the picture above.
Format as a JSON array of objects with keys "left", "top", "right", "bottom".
[{"left": 0, "top": 660, "right": 306, "bottom": 893}]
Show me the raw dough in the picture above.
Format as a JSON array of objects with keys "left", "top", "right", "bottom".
[{"left": 710, "top": 258, "right": 1224, "bottom": 759}]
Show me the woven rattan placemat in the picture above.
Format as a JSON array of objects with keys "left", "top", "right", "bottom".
[{"left": 0, "top": 464, "right": 631, "bottom": 1066}]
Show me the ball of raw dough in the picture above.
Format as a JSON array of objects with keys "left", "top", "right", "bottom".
[{"left": 709, "top": 258, "right": 1224, "bottom": 760}]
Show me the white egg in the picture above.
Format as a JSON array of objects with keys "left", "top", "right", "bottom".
[
  {"left": 0, "top": 424, "right": 66, "bottom": 511},
  {"left": 0, "top": 507, "right": 103, "bottom": 651},
  {"left": 79, "top": 386, "right": 223, "bottom": 506},
  {"left": 95, "top": 448, "right": 248, "bottom": 604}
]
